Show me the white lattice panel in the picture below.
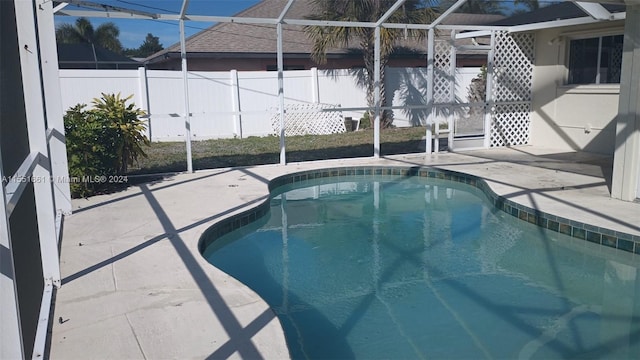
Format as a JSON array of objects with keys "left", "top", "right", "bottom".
[
  {"left": 434, "top": 40, "right": 452, "bottom": 104},
  {"left": 270, "top": 103, "right": 346, "bottom": 136},
  {"left": 491, "top": 103, "right": 531, "bottom": 147},
  {"left": 493, "top": 32, "right": 534, "bottom": 103},
  {"left": 491, "top": 32, "right": 535, "bottom": 147}
]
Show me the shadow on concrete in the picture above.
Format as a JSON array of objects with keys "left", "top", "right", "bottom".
[
  {"left": 136, "top": 183, "right": 270, "bottom": 359},
  {"left": 61, "top": 164, "right": 287, "bottom": 358}
]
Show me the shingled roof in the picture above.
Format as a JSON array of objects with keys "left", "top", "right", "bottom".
[
  {"left": 145, "top": 0, "right": 503, "bottom": 64},
  {"left": 57, "top": 43, "right": 140, "bottom": 69}
]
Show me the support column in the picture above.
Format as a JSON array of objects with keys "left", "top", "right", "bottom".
[
  {"left": 13, "top": 1, "right": 61, "bottom": 357},
  {"left": 446, "top": 30, "right": 457, "bottom": 153},
  {"left": 426, "top": 28, "right": 435, "bottom": 154},
  {"left": 374, "top": 26, "right": 381, "bottom": 158},
  {"left": 311, "top": 67, "right": 320, "bottom": 103},
  {"left": 36, "top": 0, "right": 72, "bottom": 215},
  {"left": 15, "top": 0, "right": 60, "bottom": 289},
  {"left": 180, "top": 19, "right": 193, "bottom": 173},
  {"left": 230, "top": 69, "right": 243, "bottom": 138},
  {"left": 484, "top": 31, "right": 496, "bottom": 149},
  {"left": 612, "top": 4, "right": 640, "bottom": 201}
]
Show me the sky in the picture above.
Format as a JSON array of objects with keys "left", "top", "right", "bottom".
[
  {"left": 53, "top": 0, "right": 548, "bottom": 50},
  {"left": 54, "top": 0, "right": 261, "bottom": 49}
]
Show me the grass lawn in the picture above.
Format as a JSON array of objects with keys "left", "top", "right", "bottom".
[{"left": 129, "top": 127, "right": 431, "bottom": 174}]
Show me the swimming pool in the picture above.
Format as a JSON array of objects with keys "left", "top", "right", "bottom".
[{"left": 201, "top": 169, "right": 640, "bottom": 359}]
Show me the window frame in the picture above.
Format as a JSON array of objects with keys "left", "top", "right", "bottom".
[{"left": 565, "top": 30, "right": 624, "bottom": 86}]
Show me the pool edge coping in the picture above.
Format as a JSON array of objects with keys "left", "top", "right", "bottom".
[{"left": 197, "top": 165, "right": 640, "bottom": 256}]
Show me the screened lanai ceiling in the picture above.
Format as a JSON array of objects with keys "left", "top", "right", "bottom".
[{"left": 53, "top": 0, "right": 629, "bottom": 35}]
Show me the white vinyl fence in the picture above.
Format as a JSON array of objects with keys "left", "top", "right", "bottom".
[{"left": 59, "top": 67, "right": 481, "bottom": 142}]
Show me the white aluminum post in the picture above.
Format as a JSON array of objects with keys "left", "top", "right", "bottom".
[
  {"left": 483, "top": 31, "right": 496, "bottom": 148},
  {"left": 230, "top": 69, "right": 243, "bottom": 138},
  {"left": 311, "top": 67, "right": 320, "bottom": 103},
  {"left": 277, "top": 22, "right": 286, "bottom": 165},
  {"left": 575, "top": 1, "right": 614, "bottom": 20},
  {"left": 15, "top": 0, "right": 60, "bottom": 288},
  {"left": 36, "top": 0, "right": 72, "bottom": 215},
  {"left": 447, "top": 30, "right": 457, "bottom": 152},
  {"left": 426, "top": 28, "right": 435, "bottom": 154},
  {"left": 14, "top": 2, "right": 61, "bottom": 357},
  {"left": 370, "top": 1, "right": 406, "bottom": 157},
  {"left": 374, "top": 26, "right": 381, "bottom": 158},
  {"left": 179, "top": 19, "right": 193, "bottom": 172},
  {"left": 276, "top": 0, "right": 294, "bottom": 165}
]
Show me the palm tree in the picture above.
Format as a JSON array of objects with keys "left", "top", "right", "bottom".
[
  {"left": 305, "top": 0, "right": 437, "bottom": 128},
  {"left": 514, "top": 0, "right": 541, "bottom": 12},
  {"left": 56, "top": 17, "right": 124, "bottom": 54}
]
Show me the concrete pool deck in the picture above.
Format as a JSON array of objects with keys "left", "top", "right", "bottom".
[{"left": 49, "top": 146, "right": 640, "bottom": 359}]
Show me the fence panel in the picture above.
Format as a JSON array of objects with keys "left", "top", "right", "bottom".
[
  {"left": 59, "top": 67, "right": 481, "bottom": 140},
  {"left": 145, "top": 71, "right": 185, "bottom": 141},
  {"left": 187, "top": 71, "right": 235, "bottom": 140},
  {"left": 237, "top": 71, "right": 281, "bottom": 137},
  {"left": 59, "top": 69, "right": 140, "bottom": 111},
  {"left": 317, "top": 69, "right": 368, "bottom": 122}
]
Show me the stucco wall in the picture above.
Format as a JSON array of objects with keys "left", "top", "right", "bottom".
[{"left": 531, "top": 22, "right": 624, "bottom": 155}]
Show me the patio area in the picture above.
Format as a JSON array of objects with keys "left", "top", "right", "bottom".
[{"left": 49, "top": 146, "right": 640, "bottom": 359}]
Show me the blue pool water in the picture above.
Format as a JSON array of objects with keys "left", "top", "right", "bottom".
[{"left": 202, "top": 176, "right": 640, "bottom": 359}]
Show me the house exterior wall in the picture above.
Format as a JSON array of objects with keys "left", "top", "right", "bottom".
[{"left": 531, "top": 22, "right": 625, "bottom": 154}]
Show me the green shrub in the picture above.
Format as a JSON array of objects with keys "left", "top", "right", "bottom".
[
  {"left": 63, "top": 93, "right": 148, "bottom": 198},
  {"left": 359, "top": 112, "right": 371, "bottom": 129},
  {"left": 91, "top": 93, "right": 149, "bottom": 174}
]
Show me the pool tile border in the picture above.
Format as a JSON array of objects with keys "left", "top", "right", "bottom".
[{"left": 198, "top": 166, "right": 640, "bottom": 255}]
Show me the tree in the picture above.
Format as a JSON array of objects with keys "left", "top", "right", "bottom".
[
  {"left": 514, "top": 0, "right": 562, "bottom": 12},
  {"left": 514, "top": 0, "right": 540, "bottom": 12},
  {"left": 137, "top": 33, "right": 164, "bottom": 57},
  {"left": 56, "top": 17, "right": 124, "bottom": 54},
  {"left": 305, "top": 0, "right": 437, "bottom": 128},
  {"left": 439, "top": 0, "right": 505, "bottom": 15},
  {"left": 124, "top": 33, "right": 164, "bottom": 58}
]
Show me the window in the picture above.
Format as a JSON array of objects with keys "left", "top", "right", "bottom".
[{"left": 568, "top": 34, "right": 623, "bottom": 84}]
